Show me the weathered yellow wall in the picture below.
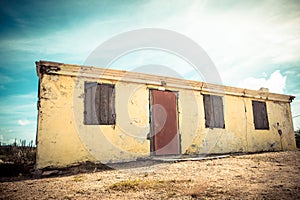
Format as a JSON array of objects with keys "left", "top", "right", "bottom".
[
  {"left": 184, "top": 94, "right": 248, "bottom": 154},
  {"left": 36, "top": 74, "right": 95, "bottom": 169},
  {"left": 183, "top": 94, "right": 296, "bottom": 155},
  {"left": 37, "top": 74, "right": 151, "bottom": 168},
  {"left": 36, "top": 72, "right": 296, "bottom": 169}
]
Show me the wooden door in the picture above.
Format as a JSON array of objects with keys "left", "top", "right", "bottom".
[{"left": 150, "top": 90, "right": 180, "bottom": 155}]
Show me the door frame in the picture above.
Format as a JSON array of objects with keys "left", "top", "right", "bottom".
[{"left": 148, "top": 88, "right": 181, "bottom": 156}]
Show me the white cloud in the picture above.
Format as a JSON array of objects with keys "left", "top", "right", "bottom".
[
  {"left": 284, "top": 70, "right": 295, "bottom": 75},
  {"left": 0, "top": 74, "right": 14, "bottom": 83},
  {"left": 0, "top": 19, "right": 129, "bottom": 65},
  {"left": 10, "top": 92, "right": 37, "bottom": 100},
  {"left": 0, "top": 129, "right": 15, "bottom": 145},
  {"left": 0, "top": 92, "right": 37, "bottom": 117},
  {"left": 150, "top": 1, "right": 300, "bottom": 87},
  {"left": 238, "top": 70, "right": 286, "bottom": 94},
  {"left": 17, "top": 119, "right": 31, "bottom": 126}
]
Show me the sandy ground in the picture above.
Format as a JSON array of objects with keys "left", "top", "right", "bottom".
[{"left": 0, "top": 151, "right": 299, "bottom": 200}]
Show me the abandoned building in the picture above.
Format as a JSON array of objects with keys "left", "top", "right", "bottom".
[{"left": 35, "top": 61, "right": 297, "bottom": 169}]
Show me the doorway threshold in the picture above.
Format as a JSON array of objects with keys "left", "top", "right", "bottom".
[{"left": 151, "top": 154, "right": 230, "bottom": 162}]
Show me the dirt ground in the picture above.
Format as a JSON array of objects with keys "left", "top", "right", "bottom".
[{"left": 0, "top": 151, "right": 299, "bottom": 200}]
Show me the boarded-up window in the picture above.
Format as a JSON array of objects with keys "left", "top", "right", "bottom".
[
  {"left": 203, "top": 94, "right": 225, "bottom": 128},
  {"left": 252, "top": 101, "right": 269, "bottom": 130},
  {"left": 84, "top": 82, "right": 115, "bottom": 125}
]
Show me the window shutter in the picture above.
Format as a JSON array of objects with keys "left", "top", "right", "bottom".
[
  {"left": 203, "top": 94, "right": 225, "bottom": 129},
  {"left": 213, "top": 95, "right": 225, "bottom": 128},
  {"left": 261, "top": 102, "right": 269, "bottom": 129},
  {"left": 252, "top": 101, "right": 269, "bottom": 130},
  {"left": 108, "top": 86, "right": 116, "bottom": 124},
  {"left": 203, "top": 95, "right": 213, "bottom": 128},
  {"left": 99, "top": 84, "right": 115, "bottom": 125},
  {"left": 99, "top": 84, "right": 109, "bottom": 124},
  {"left": 84, "top": 82, "right": 99, "bottom": 124},
  {"left": 84, "top": 82, "right": 115, "bottom": 125}
]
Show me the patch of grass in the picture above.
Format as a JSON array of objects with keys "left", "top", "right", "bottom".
[
  {"left": 186, "top": 185, "right": 232, "bottom": 199},
  {"left": 107, "top": 179, "right": 191, "bottom": 192},
  {"left": 108, "top": 179, "right": 142, "bottom": 191},
  {"left": 185, "top": 184, "right": 207, "bottom": 198},
  {"left": 72, "top": 175, "right": 84, "bottom": 182}
]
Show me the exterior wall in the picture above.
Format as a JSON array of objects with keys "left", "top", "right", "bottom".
[
  {"left": 185, "top": 95, "right": 248, "bottom": 154},
  {"left": 36, "top": 63, "right": 297, "bottom": 169},
  {"left": 184, "top": 95, "right": 297, "bottom": 155},
  {"left": 37, "top": 74, "right": 153, "bottom": 169},
  {"left": 37, "top": 74, "right": 95, "bottom": 169}
]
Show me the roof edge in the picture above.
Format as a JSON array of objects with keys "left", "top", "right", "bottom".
[{"left": 35, "top": 60, "right": 295, "bottom": 103}]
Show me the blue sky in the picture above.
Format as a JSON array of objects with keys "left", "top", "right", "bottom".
[{"left": 0, "top": 0, "right": 300, "bottom": 145}]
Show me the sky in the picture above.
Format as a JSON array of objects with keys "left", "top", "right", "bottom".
[{"left": 0, "top": 0, "right": 300, "bottom": 145}]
